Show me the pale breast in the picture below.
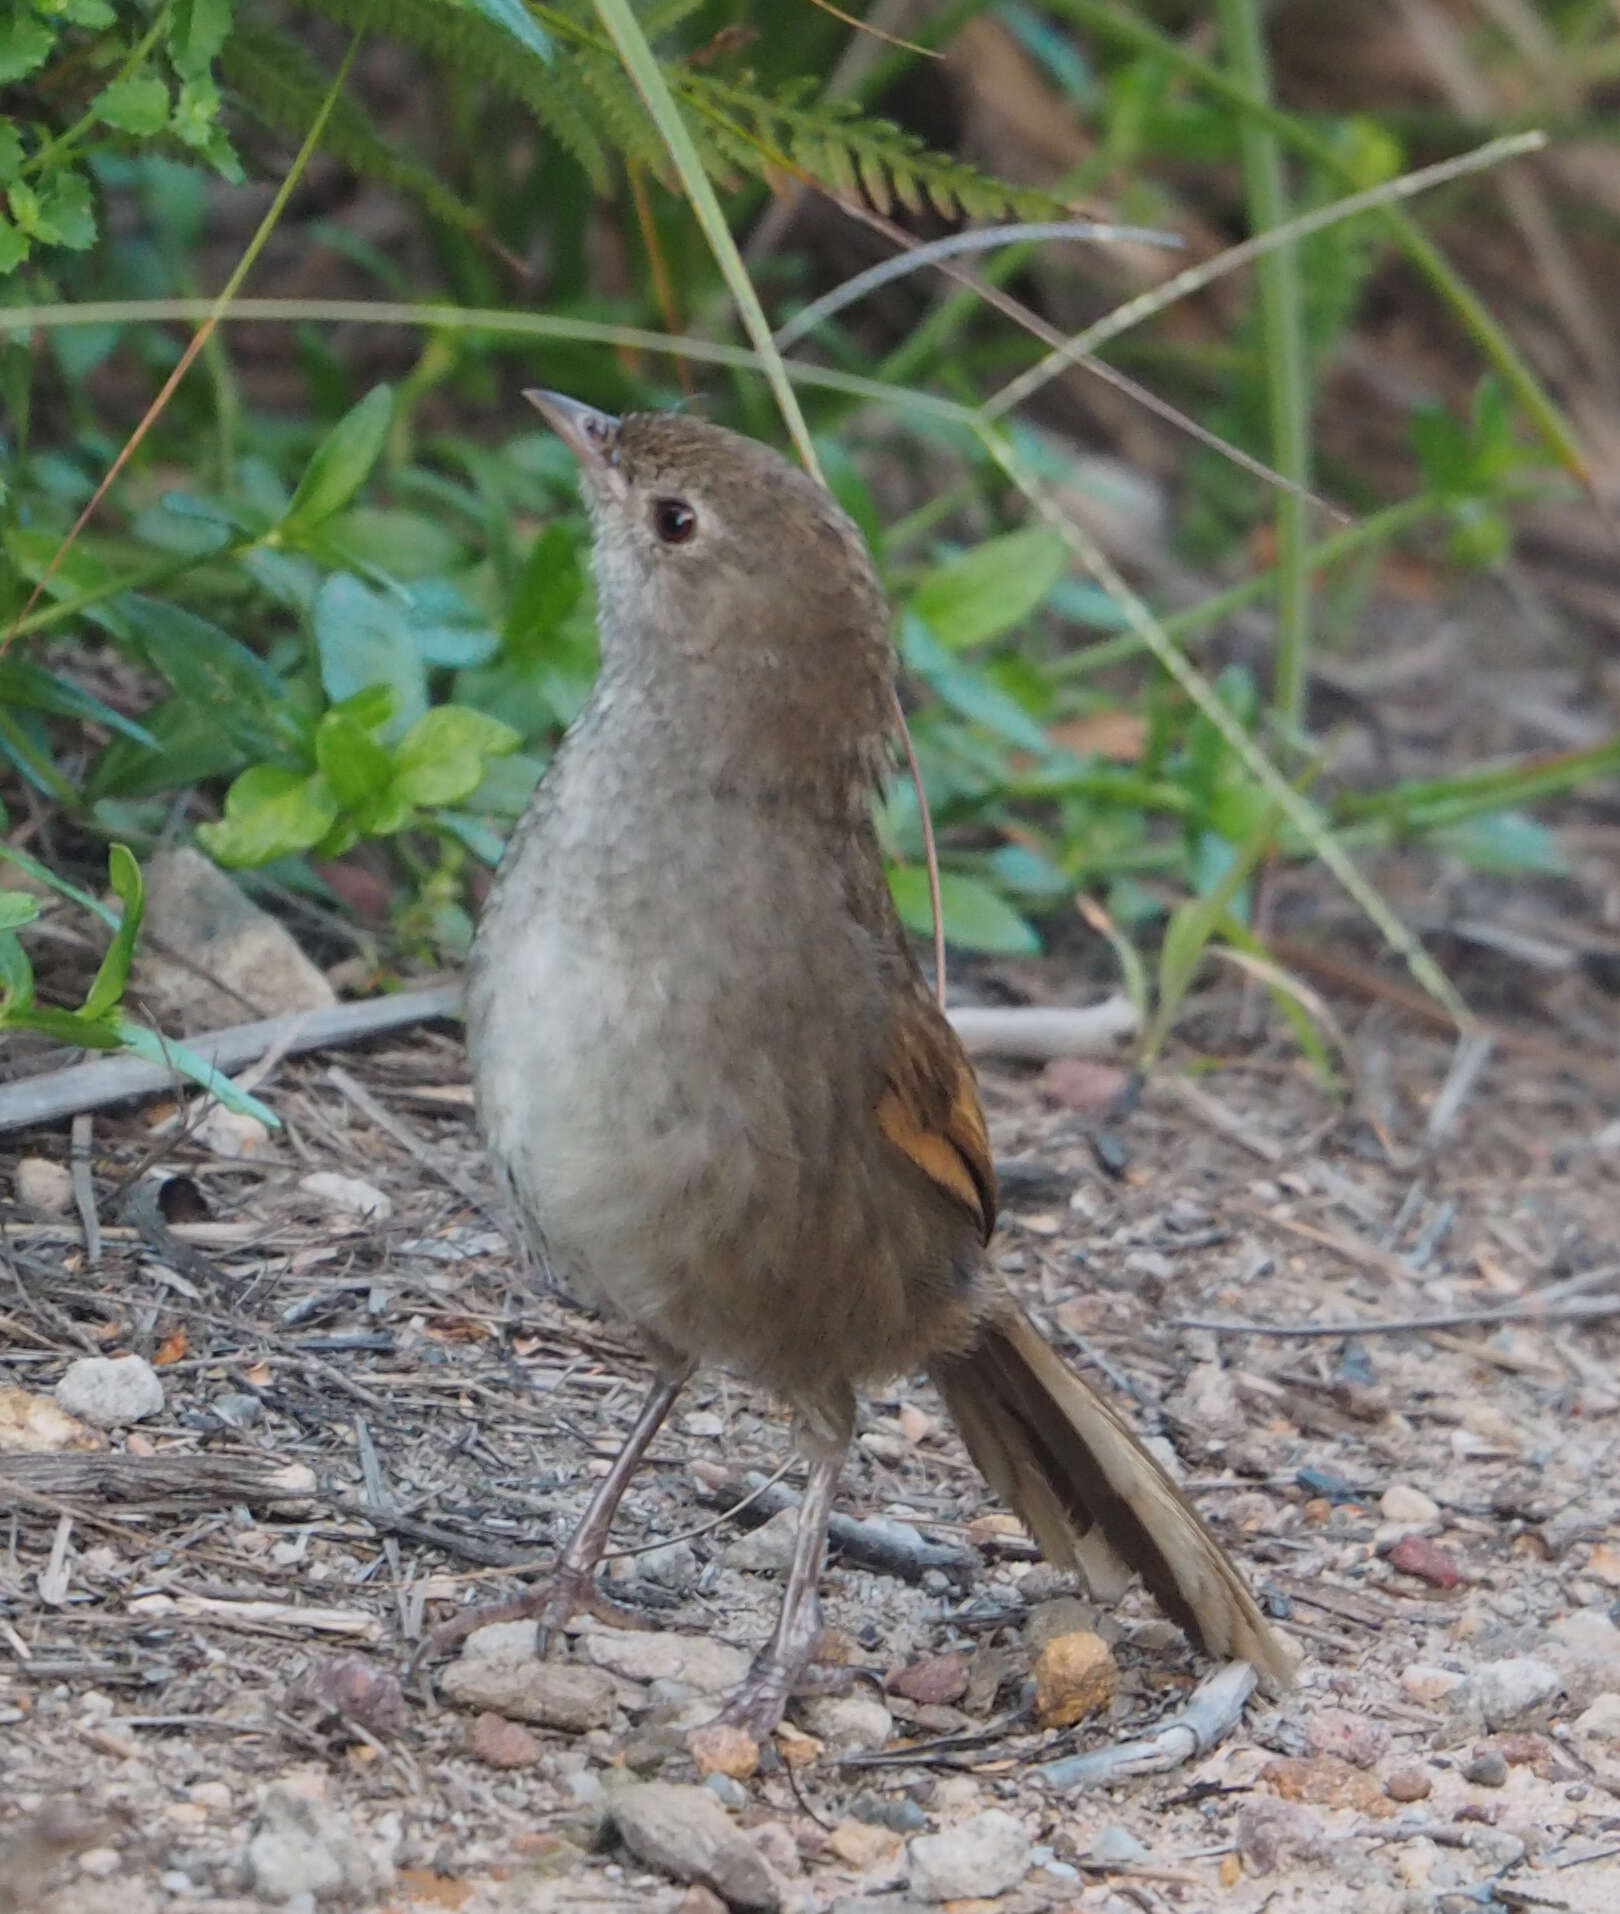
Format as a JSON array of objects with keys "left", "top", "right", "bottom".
[{"left": 467, "top": 757, "right": 976, "bottom": 1410}]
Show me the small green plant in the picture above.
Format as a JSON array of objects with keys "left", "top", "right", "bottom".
[{"left": 0, "top": 838, "right": 276, "bottom": 1118}]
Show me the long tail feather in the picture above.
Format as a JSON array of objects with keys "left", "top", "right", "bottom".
[{"left": 931, "top": 1308, "right": 1297, "bottom": 1688}]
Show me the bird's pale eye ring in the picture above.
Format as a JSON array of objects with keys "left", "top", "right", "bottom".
[{"left": 651, "top": 497, "right": 697, "bottom": 544}]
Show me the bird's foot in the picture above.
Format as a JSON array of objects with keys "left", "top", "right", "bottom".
[
  {"left": 714, "top": 1643, "right": 850, "bottom": 1742},
  {"left": 410, "top": 1564, "right": 653, "bottom": 1682}
]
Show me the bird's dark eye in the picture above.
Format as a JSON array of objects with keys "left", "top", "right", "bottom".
[{"left": 651, "top": 497, "right": 696, "bottom": 544}]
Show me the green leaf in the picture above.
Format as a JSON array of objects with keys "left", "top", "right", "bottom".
[
  {"left": 281, "top": 384, "right": 394, "bottom": 534},
  {"left": 314, "top": 709, "right": 393, "bottom": 812},
  {"left": 170, "top": 0, "right": 234, "bottom": 73},
  {"left": 504, "top": 522, "right": 582, "bottom": 658},
  {"left": 910, "top": 526, "right": 1068, "bottom": 649},
  {"left": 0, "top": 890, "right": 40, "bottom": 931},
  {"left": 114, "top": 1018, "right": 281, "bottom": 1126},
  {"left": 313, "top": 573, "right": 427, "bottom": 739},
  {"left": 889, "top": 866, "right": 1040, "bottom": 955},
  {"left": 196, "top": 765, "right": 338, "bottom": 867},
  {"left": 389, "top": 705, "right": 520, "bottom": 808},
  {"left": 0, "top": 929, "right": 33, "bottom": 1011},
  {"left": 457, "top": 0, "right": 554, "bottom": 64},
  {"left": 0, "top": 18, "right": 53, "bottom": 87},
  {"left": 400, "top": 576, "right": 500, "bottom": 668},
  {"left": 6, "top": 1003, "right": 123, "bottom": 1049},
  {"left": 88, "top": 694, "right": 249, "bottom": 801},
  {"left": 321, "top": 506, "right": 464, "bottom": 579},
  {"left": 82, "top": 844, "right": 143, "bottom": 1020},
  {"left": 120, "top": 596, "right": 300, "bottom": 758},
  {"left": 95, "top": 74, "right": 171, "bottom": 136},
  {"left": 0, "top": 658, "right": 156, "bottom": 746},
  {"left": 0, "top": 214, "right": 27, "bottom": 274},
  {"left": 0, "top": 120, "right": 24, "bottom": 185},
  {"left": 34, "top": 168, "right": 96, "bottom": 251},
  {"left": 1434, "top": 810, "right": 1568, "bottom": 876}
]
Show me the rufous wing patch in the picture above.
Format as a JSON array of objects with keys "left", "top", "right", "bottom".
[{"left": 875, "top": 994, "right": 997, "bottom": 1243}]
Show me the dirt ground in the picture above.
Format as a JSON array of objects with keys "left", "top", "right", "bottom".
[{"left": 3, "top": 905, "right": 1620, "bottom": 1914}]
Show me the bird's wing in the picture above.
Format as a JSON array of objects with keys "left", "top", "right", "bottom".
[{"left": 875, "top": 983, "right": 998, "bottom": 1244}]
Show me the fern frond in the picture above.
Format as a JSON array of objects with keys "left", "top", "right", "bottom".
[
  {"left": 223, "top": 23, "right": 495, "bottom": 245},
  {"left": 677, "top": 73, "right": 1076, "bottom": 223},
  {"left": 290, "top": 0, "right": 611, "bottom": 191},
  {"left": 571, "top": 44, "right": 682, "bottom": 187}
]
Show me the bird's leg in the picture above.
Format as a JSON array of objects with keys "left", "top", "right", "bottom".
[
  {"left": 413, "top": 1373, "right": 684, "bottom": 1676},
  {"left": 718, "top": 1441, "right": 846, "bottom": 1740}
]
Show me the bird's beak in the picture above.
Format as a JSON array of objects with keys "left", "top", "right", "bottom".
[{"left": 524, "top": 390, "right": 623, "bottom": 493}]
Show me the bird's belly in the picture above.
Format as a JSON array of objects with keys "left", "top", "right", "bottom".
[{"left": 468, "top": 908, "right": 971, "bottom": 1403}]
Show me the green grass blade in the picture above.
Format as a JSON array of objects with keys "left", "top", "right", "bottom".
[{"left": 589, "top": 0, "right": 820, "bottom": 481}]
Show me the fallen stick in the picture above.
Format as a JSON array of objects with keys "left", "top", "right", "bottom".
[
  {"left": 690, "top": 1461, "right": 980, "bottom": 1585},
  {"left": 0, "top": 987, "right": 1136, "bottom": 1131},
  {"left": 0, "top": 983, "right": 463, "bottom": 1131},
  {"left": 949, "top": 997, "right": 1137, "bottom": 1059},
  {"left": 1039, "top": 1659, "right": 1257, "bottom": 1789}
]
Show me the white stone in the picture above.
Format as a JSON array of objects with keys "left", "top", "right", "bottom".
[
  {"left": 241, "top": 1786, "right": 393, "bottom": 1904},
  {"left": 298, "top": 1172, "right": 393, "bottom": 1221},
  {"left": 194, "top": 1104, "right": 272, "bottom": 1159},
  {"left": 55, "top": 1356, "right": 163, "bottom": 1429},
  {"left": 1574, "top": 1693, "right": 1620, "bottom": 1743},
  {"left": 798, "top": 1692, "right": 892, "bottom": 1752},
  {"left": 1466, "top": 1657, "right": 1563, "bottom": 1729},
  {"left": 908, "top": 1809, "right": 1030, "bottom": 1903},
  {"left": 1380, "top": 1484, "right": 1440, "bottom": 1526},
  {"left": 1401, "top": 1664, "right": 1468, "bottom": 1704},
  {"left": 136, "top": 847, "right": 334, "bottom": 1029},
  {"left": 580, "top": 1626, "right": 751, "bottom": 1694},
  {"left": 611, "top": 1781, "right": 779, "bottom": 1910},
  {"left": 723, "top": 1508, "right": 799, "bottom": 1573},
  {"left": 15, "top": 1156, "right": 73, "bottom": 1216}
]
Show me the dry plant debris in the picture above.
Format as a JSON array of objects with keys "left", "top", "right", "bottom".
[{"left": 2, "top": 955, "right": 1619, "bottom": 1914}]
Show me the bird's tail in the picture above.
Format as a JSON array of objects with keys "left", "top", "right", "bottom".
[{"left": 930, "top": 1307, "right": 1297, "bottom": 1688}]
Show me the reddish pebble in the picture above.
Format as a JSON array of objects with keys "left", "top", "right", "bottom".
[
  {"left": 889, "top": 1651, "right": 969, "bottom": 1706},
  {"left": 467, "top": 1711, "right": 542, "bottom": 1768},
  {"left": 1040, "top": 1057, "right": 1128, "bottom": 1111},
  {"left": 1386, "top": 1532, "right": 1462, "bottom": 1588},
  {"left": 1384, "top": 1766, "right": 1432, "bottom": 1803}
]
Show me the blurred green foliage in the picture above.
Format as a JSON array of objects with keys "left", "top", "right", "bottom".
[{"left": 0, "top": 0, "right": 1606, "bottom": 1026}]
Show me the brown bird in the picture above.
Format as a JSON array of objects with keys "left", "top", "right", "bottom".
[{"left": 454, "top": 393, "right": 1296, "bottom": 1735}]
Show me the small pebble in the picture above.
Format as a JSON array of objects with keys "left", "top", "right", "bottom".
[
  {"left": 15, "top": 1156, "right": 73, "bottom": 1216},
  {"left": 54, "top": 1355, "right": 164, "bottom": 1429},
  {"left": 1033, "top": 1630, "right": 1117, "bottom": 1728},
  {"left": 298, "top": 1171, "right": 392, "bottom": 1220},
  {"left": 611, "top": 1781, "right": 779, "bottom": 1911},
  {"left": 1235, "top": 1798, "right": 1334, "bottom": 1872},
  {"left": 1468, "top": 1657, "right": 1563, "bottom": 1730},
  {"left": 1385, "top": 1533, "right": 1462, "bottom": 1588},
  {"left": 1089, "top": 1824, "right": 1148, "bottom": 1865},
  {"left": 850, "top": 1793, "right": 926, "bottom": 1834},
  {"left": 1380, "top": 1484, "right": 1440, "bottom": 1526},
  {"left": 799, "top": 1693, "right": 892, "bottom": 1753},
  {"left": 889, "top": 1652, "right": 968, "bottom": 1706},
  {"left": 687, "top": 1722, "right": 759, "bottom": 1781},
  {"left": 1305, "top": 1707, "right": 1390, "bottom": 1770},
  {"left": 908, "top": 1808, "right": 1030, "bottom": 1903},
  {"left": 723, "top": 1509, "right": 799, "bottom": 1573},
  {"left": 1463, "top": 1747, "right": 1508, "bottom": 1788},
  {"left": 1574, "top": 1694, "right": 1620, "bottom": 1743},
  {"left": 1402, "top": 1665, "right": 1467, "bottom": 1704},
  {"left": 1384, "top": 1766, "right": 1432, "bottom": 1803},
  {"left": 441, "top": 1655, "right": 618, "bottom": 1731},
  {"left": 703, "top": 1774, "right": 747, "bottom": 1810},
  {"left": 468, "top": 1712, "right": 542, "bottom": 1768},
  {"left": 826, "top": 1820, "right": 901, "bottom": 1869}
]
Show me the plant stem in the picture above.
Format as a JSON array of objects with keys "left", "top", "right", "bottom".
[{"left": 1216, "top": 0, "right": 1311, "bottom": 745}]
